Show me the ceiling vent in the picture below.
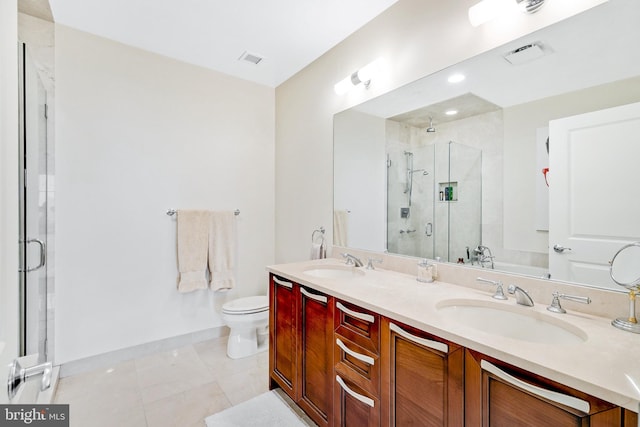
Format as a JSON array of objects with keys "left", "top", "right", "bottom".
[
  {"left": 238, "top": 51, "right": 264, "bottom": 65},
  {"left": 503, "top": 42, "right": 547, "bottom": 66}
]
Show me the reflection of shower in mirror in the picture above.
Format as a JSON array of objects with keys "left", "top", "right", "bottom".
[{"left": 403, "top": 151, "right": 429, "bottom": 207}]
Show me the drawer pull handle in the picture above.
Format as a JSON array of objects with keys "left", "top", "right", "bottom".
[
  {"left": 273, "top": 277, "right": 293, "bottom": 289},
  {"left": 336, "top": 375, "right": 375, "bottom": 408},
  {"left": 337, "top": 302, "right": 375, "bottom": 323},
  {"left": 481, "top": 360, "right": 590, "bottom": 414},
  {"left": 390, "top": 323, "right": 448, "bottom": 354},
  {"left": 300, "top": 288, "right": 328, "bottom": 304},
  {"left": 336, "top": 338, "right": 375, "bottom": 365}
]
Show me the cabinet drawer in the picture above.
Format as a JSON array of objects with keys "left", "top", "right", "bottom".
[
  {"left": 334, "top": 374, "right": 380, "bottom": 427},
  {"left": 335, "top": 300, "right": 380, "bottom": 354},
  {"left": 335, "top": 334, "right": 380, "bottom": 396},
  {"left": 465, "top": 349, "right": 619, "bottom": 426}
]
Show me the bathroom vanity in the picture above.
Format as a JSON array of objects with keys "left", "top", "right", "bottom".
[{"left": 267, "top": 259, "right": 640, "bottom": 427}]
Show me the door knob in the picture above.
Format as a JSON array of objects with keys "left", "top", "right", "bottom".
[{"left": 553, "top": 244, "right": 572, "bottom": 253}]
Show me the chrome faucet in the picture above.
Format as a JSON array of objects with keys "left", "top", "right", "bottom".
[
  {"left": 476, "top": 277, "right": 507, "bottom": 300},
  {"left": 547, "top": 291, "right": 591, "bottom": 314},
  {"left": 342, "top": 253, "right": 363, "bottom": 267},
  {"left": 468, "top": 245, "right": 495, "bottom": 269},
  {"left": 508, "top": 285, "right": 534, "bottom": 307}
]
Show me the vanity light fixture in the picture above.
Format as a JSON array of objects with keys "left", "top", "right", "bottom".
[
  {"left": 468, "top": 0, "right": 546, "bottom": 27},
  {"left": 334, "top": 58, "right": 383, "bottom": 95}
]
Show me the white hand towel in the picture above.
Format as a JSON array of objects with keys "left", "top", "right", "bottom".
[
  {"left": 209, "top": 211, "right": 237, "bottom": 291},
  {"left": 310, "top": 242, "right": 322, "bottom": 260},
  {"left": 333, "top": 210, "right": 349, "bottom": 247},
  {"left": 177, "top": 210, "right": 210, "bottom": 293}
]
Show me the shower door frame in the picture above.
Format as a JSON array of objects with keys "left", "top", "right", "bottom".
[{"left": 18, "top": 42, "right": 50, "bottom": 362}]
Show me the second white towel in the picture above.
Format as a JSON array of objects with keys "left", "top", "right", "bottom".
[{"left": 209, "top": 211, "right": 237, "bottom": 291}]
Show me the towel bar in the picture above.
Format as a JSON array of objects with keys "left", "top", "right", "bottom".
[{"left": 166, "top": 209, "right": 240, "bottom": 216}]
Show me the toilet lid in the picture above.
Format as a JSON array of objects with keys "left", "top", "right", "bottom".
[{"left": 222, "top": 295, "right": 269, "bottom": 314}]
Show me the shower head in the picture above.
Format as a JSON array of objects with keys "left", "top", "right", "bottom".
[{"left": 426, "top": 116, "right": 436, "bottom": 133}]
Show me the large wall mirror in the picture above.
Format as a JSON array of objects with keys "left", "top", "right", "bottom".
[{"left": 334, "top": 0, "right": 640, "bottom": 292}]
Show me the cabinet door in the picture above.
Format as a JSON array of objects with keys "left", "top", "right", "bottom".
[
  {"left": 381, "top": 318, "right": 464, "bottom": 427},
  {"left": 335, "top": 374, "right": 380, "bottom": 427},
  {"left": 269, "top": 275, "right": 297, "bottom": 397},
  {"left": 298, "top": 286, "right": 334, "bottom": 427},
  {"left": 465, "top": 349, "right": 621, "bottom": 427}
]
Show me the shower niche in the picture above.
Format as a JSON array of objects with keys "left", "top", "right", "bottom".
[{"left": 387, "top": 134, "right": 481, "bottom": 262}]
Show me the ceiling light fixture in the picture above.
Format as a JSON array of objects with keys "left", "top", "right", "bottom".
[
  {"left": 334, "top": 58, "right": 383, "bottom": 95},
  {"left": 448, "top": 73, "right": 466, "bottom": 83},
  {"left": 468, "top": 0, "right": 546, "bottom": 27},
  {"left": 445, "top": 110, "right": 459, "bottom": 116}
]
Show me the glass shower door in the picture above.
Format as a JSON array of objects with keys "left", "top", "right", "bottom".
[{"left": 19, "top": 44, "right": 49, "bottom": 362}]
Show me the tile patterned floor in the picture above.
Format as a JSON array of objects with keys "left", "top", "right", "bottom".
[{"left": 53, "top": 336, "right": 269, "bottom": 427}]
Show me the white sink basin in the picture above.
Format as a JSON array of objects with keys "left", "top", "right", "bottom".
[
  {"left": 436, "top": 299, "right": 587, "bottom": 345},
  {"left": 303, "top": 265, "right": 365, "bottom": 279}
]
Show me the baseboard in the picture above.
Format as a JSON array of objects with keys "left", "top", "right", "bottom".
[{"left": 59, "top": 326, "right": 229, "bottom": 378}]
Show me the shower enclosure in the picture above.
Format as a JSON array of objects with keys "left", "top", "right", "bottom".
[
  {"left": 18, "top": 43, "right": 51, "bottom": 363},
  {"left": 387, "top": 141, "right": 482, "bottom": 262}
]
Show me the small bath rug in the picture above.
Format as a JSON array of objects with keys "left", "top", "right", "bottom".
[{"left": 205, "top": 390, "right": 316, "bottom": 427}]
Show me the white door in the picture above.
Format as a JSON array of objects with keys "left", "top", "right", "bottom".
[{"left": 549, "top": 101, "right": 640, "bottom": 290}]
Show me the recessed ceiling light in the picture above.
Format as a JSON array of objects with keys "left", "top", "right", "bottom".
[
  {"left": 447, "top": 73, "right": 465, "bottom": 83},
  {"left": 445, "top": 110, "right": 458, "bottom": 116}
]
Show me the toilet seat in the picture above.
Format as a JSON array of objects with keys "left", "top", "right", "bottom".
[{"left": 222, "top": 295, "right": 269, "bottom": 315}]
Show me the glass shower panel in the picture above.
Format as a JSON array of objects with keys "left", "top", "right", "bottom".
[
  {"left": 447, "top": 141, "right": 482, "bottom": 263},
  {"left": 385, "top": 124, "right": 435, "bottom": 259},
  {"left": 19, "top": 45, "right": 49, "bottom": 362}
]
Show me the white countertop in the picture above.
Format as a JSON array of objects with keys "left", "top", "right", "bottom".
[{"left": 267, "top": 258, "right": 640, "bottom": 413}]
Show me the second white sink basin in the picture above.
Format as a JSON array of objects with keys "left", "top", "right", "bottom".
[
  {"left": 303, "top": 265, "right": 365, "bottom": 279},
  {"left": 436, "top": 299, "right": 587, "bottom": 345}
]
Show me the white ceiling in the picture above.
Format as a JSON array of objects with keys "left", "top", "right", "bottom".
[{"left": 48, "top": 0, "right": 399, "bottom": 87}]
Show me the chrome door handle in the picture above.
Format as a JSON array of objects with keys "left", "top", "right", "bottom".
[
  {"left": 553, "top": 244, "right": 572, "bottom": 253},
  {"left": 20, "top": 238, "right": 46, "bottom": 272},
  {"left": 425, "top": 222, "right": 433, "bottom": 237}
]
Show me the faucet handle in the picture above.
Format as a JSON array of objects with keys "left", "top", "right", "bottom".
[
  {"left": 476, "top": 277, "right": 507, "bottom": 300},
  {"left": 341, "top": 253, "right": 354, "bottom": 265},
  {"left": 547, "top": 291, "right": 591, "bottom": 314},
  {"left": 366, "top": 258, "right": 382, "bottom": 270}
]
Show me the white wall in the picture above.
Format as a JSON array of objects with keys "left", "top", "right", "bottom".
[
  {"left": 55, "top": 26, "right": 275, "bottom": 364},
  {"left": 274, "top": 0, "right": 609, "bottom": 263},
  {"left": 0, "top": 0, "right": 20, "bottom": 393},
  {"left": 333, "top": 109, "right": 386, "bottom": 252}
]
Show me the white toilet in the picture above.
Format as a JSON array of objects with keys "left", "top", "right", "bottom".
[{"left": 222, "top": 295, "right": 269, "bottom": 359}]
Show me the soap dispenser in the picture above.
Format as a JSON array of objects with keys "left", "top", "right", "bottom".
[{"left": 417, "top": 259, "right": 434, "bottom": 283}]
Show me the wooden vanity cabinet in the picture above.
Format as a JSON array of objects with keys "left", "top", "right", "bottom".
[
  {"left": 269, "top": 275, "right": 297, "bottom": 397},
  {"left": 269, "top": 274, "right": 334, "bottom": 427},
  {"left": 334, "top": 300, "right": 381, "bottom": 427},
  {"left": 298, "top": 285, "right": 335, "bottom": 427},
  {"left": 270, "top": 274, "right": 638, "bottom": 427},
  {"left": 381, "top": 318, "right": 464, "bottom": 427},
  {"left": 465, "top": 349, "right": 623, "bottom": 426}
]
